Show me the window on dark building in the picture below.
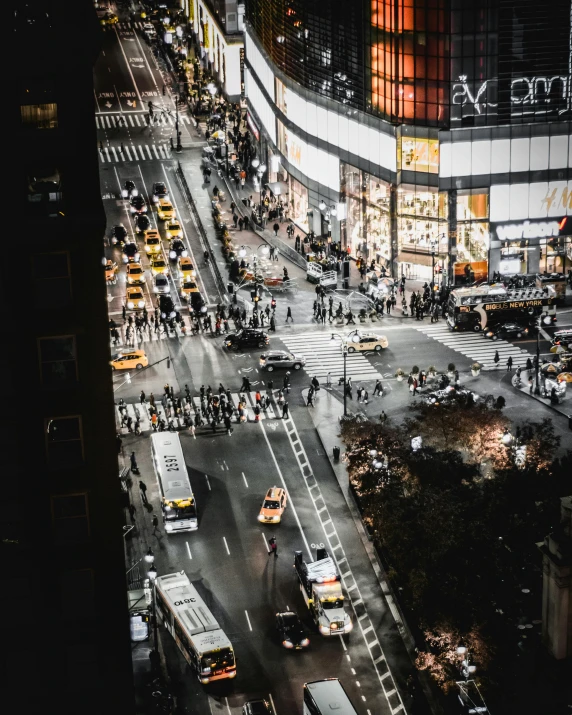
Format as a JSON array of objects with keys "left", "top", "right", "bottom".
[
  {"left": 52, "top": 494, "right": 90, "bottom": 543},
  {"left": 39, "top": 336, "right": 78, "bottom": 386},
  {"left": 32, "top": 252, "right": 72, "bottom": 308},
  {"left": 27, "top": 167, "right": 64, "bottom": 218},
  {"left": 46, "top": 416, "right": 84, "bottom": 467},
  {"left": 20, "top": 103, "right": 58, "bottom": 129}
]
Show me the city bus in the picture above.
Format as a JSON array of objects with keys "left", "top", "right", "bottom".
[
  {"left": 154, "top": 571, "right": 236, "bottom": 684},
  {"left": 150, "top": 433, "right": 197, "bottom": 533},
  {"left": 303, "top": 679, "right": 358, "bottom": 715},
  {"left": 446, "top": 284, "right": 557, "bottom": 332}
]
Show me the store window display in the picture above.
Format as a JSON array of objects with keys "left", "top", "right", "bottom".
[
  {"left": 455, "top": 190, "right": 489, "bottom": 284},
  {"left": 397, "top": 185, "right": 447, "bottom": 251},
  {"left": 399, "top": 137, "right": 439, "bottom": 173}
]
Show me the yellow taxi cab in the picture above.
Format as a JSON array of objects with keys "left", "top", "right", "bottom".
[
  {"left": 180, "top": 278, "right": 199, "bottom": 300},
  {"left": 104, "top": 259, "right": 118, "bottom": 284},
  {"left": 110, "top": 349, "right": 148, "bottom": 371},
  {"left": 126, "top": 261, "right": 146, "bottom": 285},
  {"left": 178, "top": 255, "right": 196, "bottom": 278},
  {"left": 150, "top": 256, "right": 169, "bottom": 275},
  {"left": 125, "top": 286, "right": 146, "bottom": 311},
  {"left": 257, "top": 487, "right": 287, "bottom": 524},
  {"left": 344, "top": 330, "right": 389, "bottom": 353},
  {"left": 143, "top": 229, "right": 162, "bottom": 255},
  {"left": 157, "top": 198, "right": 175, "bottom": 221},
  {"left": 101, "top": 11, "right": 119, "bottom": 25},
  {"left": 165, "top": 220, "right": 183, "bottom": 240}
]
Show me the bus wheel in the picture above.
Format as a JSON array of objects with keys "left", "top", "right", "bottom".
[{"left": 473, "top": 325, "right": 481, "bottom": 332}]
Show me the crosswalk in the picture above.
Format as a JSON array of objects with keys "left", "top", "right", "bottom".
[
  {"left": 95, "top": 113, "right": 192, "bottom": 130},
  {"left": 99, "top": 141, "right": 172, "bottom": 163},
  {"left": 414, "top": 323, "right": 532, "bottom": 370},
  {"left": 280, "top": 331, "right": 382, "bottom": 382},
  {"left": 116, "top": 391, "right": 283, "bottom": 433}
]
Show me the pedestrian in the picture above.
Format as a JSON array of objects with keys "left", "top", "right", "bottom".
[
  {"left": 139, "top": 480, "right": 148, "bottom": 504},
  {"left": 238, "top": 217, "right": 244, "bottom": 231},
  {"left": 241, "top": 376, "right": 251, "bottom": 392},
  {"left": 526, "top": 357, "right": 533, "bottom": 373},
  {"left": 282, "top": 401, "right": 289, "bottom": 419},
  {"left": 130, "top": 451, "right": 138, "bottom": 472},
  {"left": 357, "top": 386, "right": 363, "bottom": 402},
  {"left": 128, "top": 503, "right": 136, "bottom": 522},
  {"left": 380, "top": 411, "right": 388, "bottom": 424},
  {"left": 233, "top": 213, "right": 238, "bottom": 227},
  {"left": 140, "top": 390, "right": 146, "bottom": 404},
  {"left": 326, "top": 372, "right": 332, "bottom": 388},
  {"left": 286, "top": 306, "right": 293, "bottom": 323},
  {"left": 273, "top": 222, "right": 280, "bottom": 236},
  {"left": 149, "top": 392, "right": 155, "bottom": 409},
  {"left": 506, "top": 356, "right": 513, "bottom": 372},
  {"left": 307, "top": 391, "right": 314, "bottom": 407},
  {"left": 152, "top": 513, "right": 160, "bottom": 535},
  {"left": 494, "top": 350, "right": 500, "bottom": 368},
  {"left": 188, "top": 417, "right": 196, "bottom": 438},
  {"left": 268, "top": 535, "right": 278, "bottom": 557},
  {"left": 224, "top": 415, "right": 233, "bottom": 435},
  {"left": 373, "top": 379, "right": 383, "bottom": 396}
]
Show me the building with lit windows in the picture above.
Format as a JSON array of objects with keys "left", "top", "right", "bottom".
[
  {"left": 184, "top": 0, "right": 245, "bottom": 99},
  {"left": 2, "top": 1, "right": 134, "bottom": 713},
  {"left": 244, "top": 0, "right": 572, "bottom": 284}
]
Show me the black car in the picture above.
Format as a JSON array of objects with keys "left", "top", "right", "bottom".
[
  {"left": 158, "top": 295, "right": 176, "bottom": 319},
  {"left": 484, "top": 322, "right": 532, "bottom": 340},
  {"left": 122, "top": 180, "right": 137, "bottom": 198},
  {"left": 111, "top": 224, "right": 128, "bottom": 245},
  {"left": 130, "top": 194, "right": 148, "bottom": 215},
  {"left": 188, "top": 291, "right": 206, "bottom": 314},
  {"left": 275, "top": 611, "right": 309, "bottom": 649},
  {"left": 152, "top": 181, "right": 168, "bottom": 203},
  {"left": 122, "top": 241, "right": 140, "bottom": 263},
  {"left": 242, "top": 701, "right": 273, "bottom": 715},
  {"left": 225, "top": 329, "right": 269, "bottom": 350},
  {"left": 134, "top": 214, "right": 150, "bottom": 233},
  {"left": 169, "top": 238, "right": 187, "bottom": 259}
]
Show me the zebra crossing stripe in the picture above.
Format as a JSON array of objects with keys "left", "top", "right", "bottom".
[
  {"left": 145, "top": 145, "right": 153, "bottom": 160},
  {"left": 124, "top": 145, "right": 133, "bottom": 161}
]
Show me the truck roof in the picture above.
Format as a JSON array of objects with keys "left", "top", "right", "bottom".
[
  {"left": 313, "top": 581, "right": 343, "bottom": 599},
  {"left": 305, "top": 555, "right": 340, "bottom": 583}
]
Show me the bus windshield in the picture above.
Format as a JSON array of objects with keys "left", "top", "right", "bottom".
[{"left": 201, "top": 647, "right": 235, "bottom": 671}]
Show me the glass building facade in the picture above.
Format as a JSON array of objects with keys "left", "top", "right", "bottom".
[{"left": 244, "top": 0, "right": 572, "bottom": 283}]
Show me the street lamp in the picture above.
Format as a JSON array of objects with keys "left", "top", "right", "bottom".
[
  {"left": 174, "top": 95, "right": 182, "bottom": 153},
  {"left": 330, "top": 333, "right": 348, "bottom": 416},
  {"left": 237, "top": 244, "right": 270, "bottom": 285},
  {"left": 429, "top": 236, "right": 437, "bottom": 290},
  {"left": 147, "top": 563, "right": 159, "bottom": 656},
  {"left": 251, "top": 158, "right": 267, "bottom": 225},
  {"left": 534, "top": 312, "right": 553, "bottom": 395}
]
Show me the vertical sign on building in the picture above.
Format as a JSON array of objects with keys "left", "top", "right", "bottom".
[{"left": 240, "top": 47, "right": 245, "bottom": 96}]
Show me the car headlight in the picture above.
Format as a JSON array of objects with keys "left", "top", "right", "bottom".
[
  {"left": 272, "top": 516, "right": 280, "bottom": 522},
  {"left": 153, "top": 287, "right": 158, "bottom": 293},
  {"left": 145, "top": 246, "right": 151, "bottom": 252},
  {"left": 165, "top": 523, "right": 173, "bottom": 532},
  {"left": 282, "top": 640, "right": 294, "bottom": 649},
  {"left": 319, "top": 625, "right": 330, "bottom": 635},
  {"left": 344, "top": 621, "right": 353, "bottom": 632},
  {"left": 300, "top": 638, "right": 310, "bottom": 646},
  {"left": 166, "top": 232, "right": 172, "bottom": 239},
  {"left": 169, "top": 311, "right": 176, "bottom": 319},
  {"left": 182, "top": 250, "right": 188, "bottom": 257},
  {"left": 121, "top": 190, "right": 128, "bottom": 198},
  {"left": 132, "top": 189, "right": 138, "bottom": 197},
  {"left": 130, "top": 207, "right": 135, "bottom": 213},
  {"left": 138, "top": 300, "right": 145, "bottom": 308},
  {"left": 152, "top": 269, "right": 158, "bottom": 275},
  {"left": 127, "top": 301, "right": 134, "bottom": 309},
  {"left": 257, "top": 514, "right": 265, "bottom": 522},
  {"left": 165, "top": 285, "right": 170, "bottom": 293},
  {"left": 169, "top": 250, "right": 176, "bottom": 259}
]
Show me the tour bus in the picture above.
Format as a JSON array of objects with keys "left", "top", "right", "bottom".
[
  {"left": 150, "top": 433, "right": 198, "bottom": 533},
  {"left": 303, "top": 679, "right": 358, "bottom": 715},
  {"left": 154, "top": 571, "right": 236, "bottom": 684},
  {"left": 446, "top": 284, "right": 557, "bottom": 332}
]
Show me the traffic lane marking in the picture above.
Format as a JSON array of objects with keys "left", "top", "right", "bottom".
[{"left": 277, "top": 414, "right": 407, "bottom": 713}]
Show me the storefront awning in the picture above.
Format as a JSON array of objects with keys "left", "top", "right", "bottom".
[{"left": 265, "top": 181, "right": 289, "bottom": 197}]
